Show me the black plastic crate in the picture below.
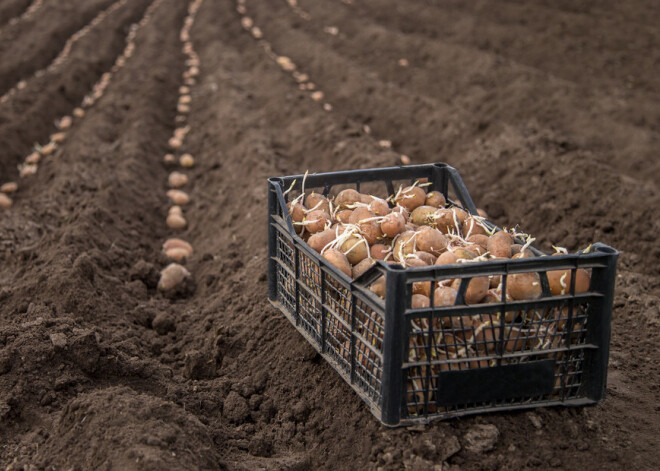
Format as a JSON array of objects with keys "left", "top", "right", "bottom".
[{"left": 267, "top": 163, "right": 618, "bottom": 426}]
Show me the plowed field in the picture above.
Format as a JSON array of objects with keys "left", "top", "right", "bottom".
[{"left": 1, "top": 1, "right": 658, "bottom": 469}]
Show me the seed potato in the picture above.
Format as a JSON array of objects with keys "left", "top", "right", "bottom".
[
  {"left": 370, "top": 244, "right": 390, "bottom": 260},
  {"left": 340, "top": 235, "right": 369, "bottom": 265},
  {"left": 395, "top": 186, "right": 426, "bottom": 211},
  {"left": 425, "top": 191, "right": 446, "bottom": 208},
  {"left": 304, "top": 209, "right": 330, "bottom": 233},
  {"left": 352, "top": 258, "right": 376, "bottom": 279},
  {"left": 166, "top": 213, "right": 187, "bottom": 230},
  {"left": 307, "top": 229, "right": 336, "bottom": 253},
  {"left": 434, "top": 286, "right": 457, "bottom": 306},
  {"left": 335, "top": 189, "right": 361, "bottom": 208},
  {"left": 507, "top": 272, "right": 543, "bottom": 300},
  {"left": 0, "top": 193, "right": 12, "bottom": 209},
  {"left": 168, "top": 171, "right": 188, "bottom": 188},
  {"left": 305, "top": 192, "right": 331, "bottom": 214},
  {"left": 416, "top": 226, "right": 447, "bottom": 256},
  {"left": 0, "top": 182, "right": 18, "bottom": 194},
  {"left": 163, "top": 238, "right": 193, "bottom": 256},
  {"left": 380, "top": 212, "right": 406, "bottom": 238},
  {"left": 158, "top": 263, "right": 191, "bottom": 291},
  {"left": 323, "top": 248, "right": 352, "bottom": 277},
  {"left": 412, "top": 294, "right": 430, "bottom": 309},
  {"left": 547, "top": 269, "right": 590, "bottom": 295},
  {"left": 167, "top": 189, "right": 190, "bottom": 205}
]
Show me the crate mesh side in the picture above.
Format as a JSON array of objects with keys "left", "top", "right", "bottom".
[
  {"left": 274, "top": 225, "right": 386, "bottom": 406},
  {"left": 353, "top": 297, "right": 384, "bottom": 402},
  {"left": 405, "top": 293, "right": 592, "bottom": 418},
  {"left": 324, "top": 276, "right": 352, "bottom": 374},
  {"left": 298, "top": 251, "right": 322, "bottom": 342},
  {"left": 298, "top": 287, "right": 322, "bottom": 343}
]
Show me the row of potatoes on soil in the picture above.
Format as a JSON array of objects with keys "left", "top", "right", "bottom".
[{"left": 0, "top": 0, "right": 167, "bottom": 207}]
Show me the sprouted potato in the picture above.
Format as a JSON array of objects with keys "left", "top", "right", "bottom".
[{"left": 282, "top": 176, "right": 594, "bottom": 355}]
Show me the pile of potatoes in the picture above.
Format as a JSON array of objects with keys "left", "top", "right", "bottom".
[
  {"left": 285, "top": 182, "right": 592, "bottom": 385},
  {"left": 287, "top": 182, "right": 591, "bottom": 307}
]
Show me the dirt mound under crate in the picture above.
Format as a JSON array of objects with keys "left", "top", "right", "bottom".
[{"left": 0, "top": 0, "right": 658, "bottom": 470}]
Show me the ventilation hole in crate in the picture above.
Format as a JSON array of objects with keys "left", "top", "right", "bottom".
[
  {"left": 276, "top": 264, "right": 295, "bottom": 314},
  {"left": 554, "top": 349, "right": 586, "bottom": 400},
  {"left": 299, "top": 287, "right": 322, "bottom": 343},
  {"left": 354, "top": 338, "right": 383, "bottom": 402},
  {"left": 412, "top": 280, "right": 433, "bottom": 299},
  {"left": 325, "top": 313, "right": 351, "bottom": 375},
  {"left": 325, "top": 276, "right": 351, "bottom": 324},
  {"left": 543, "top": 266, "right": 593, "bottom": 296},
  {"left": 408, "top": 331, "right": 429, "bottom": 364},
  {"left": 405, "top": 366, "right": 433, "bottom": 417},
  {"left": 355, "top": 298, "right": 384, "bottom": 351},
  {"left": 276, "top": 232, "right": 295, "bottom": 269},
  {"left": 299, "top": 251, "right": 322, "bottom": 298},
  {"left": 366, "top": 274, "right": 386, "bottom": 301}
]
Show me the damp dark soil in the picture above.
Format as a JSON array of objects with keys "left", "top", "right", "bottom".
[{"left": 0, "top": 0, "right": 658, "bottom": 470}]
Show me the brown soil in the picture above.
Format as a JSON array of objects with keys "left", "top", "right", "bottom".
[
  {"left": 0, "top": 0, "right": 153, "bottom": 179},
  {"left": 0, "top": 0, "right": 658, "bottom": 470},
  {"left": 0, "top": 0, "right": 32, "bottom": 29},
  {"left": 0, "top": 0, "right": 117, "bottom": 95}
]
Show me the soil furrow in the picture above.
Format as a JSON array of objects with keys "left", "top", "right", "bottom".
[
  {"left": 133, "top": 1, "right": 402, "bottom": 468},
  {"left": 358, "top": 0, "right": 660, "bottom": 87},
  {"left": 0, "top": 0, "right": 658, "bottom": 470},
  {"left": 0, "top": 0, "right": 207, "bottom": 467},
  {"left": 242, "top": 0, "right": 660, "bottom": 278},
  {"left": 0, "top": 0, "right": 182, "bottom": 322},
  {"left": 0, "top": 0, "right": 32, "bottom": 28},
  {"left": 501, "top": 0, "right": 660, "bottom": 29},
  {"left": 0, "top": 0, "right": 115, "bottom": 96},
  {"left": 262, "top": 0, "right": 660, "bottom": 186},
  {"left": 156, "top": 1, "right": 659, "bottom": 470},
  {"left": 0, "top": 0, "right": 153, "bottom": 180}
]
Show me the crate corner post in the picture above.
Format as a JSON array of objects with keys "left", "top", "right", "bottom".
[
  {"left": 380, "top": 265, "right": 407, "bottom": 426},
  {"left": 585, "top": 246, "right": 619, "bottom": 402},
  {"left": 267, "top": 178, "right": 279, "bottom": 302}
]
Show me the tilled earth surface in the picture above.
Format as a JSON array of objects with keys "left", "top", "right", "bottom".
[{"left": 0, "top": 0, "right": 659, "bottom": 470}]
